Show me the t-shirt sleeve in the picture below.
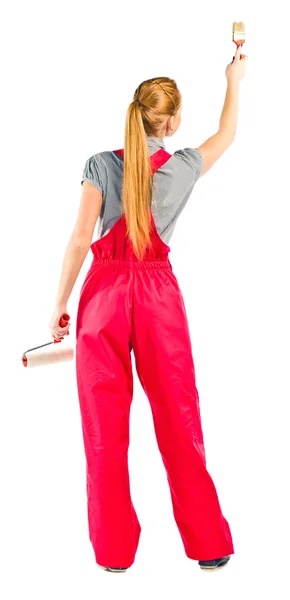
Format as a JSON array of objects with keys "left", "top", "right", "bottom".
[
  {"left": 173, "top": 147, "right": 204, "bottom": 184},
  {"left": 81, "top": 155, "right": 103, "bottom": 193}
]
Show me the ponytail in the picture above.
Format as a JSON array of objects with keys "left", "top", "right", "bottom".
[
  {"left": 122, "top": 102, "right": 153, "bottom": 260},
  {"left": 121, "top": 77, "right": 181, "bottom": 260}
]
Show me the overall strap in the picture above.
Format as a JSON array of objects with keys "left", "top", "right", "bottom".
[{"left": 113, "top": 148, "right": 172, "bottom": 175}]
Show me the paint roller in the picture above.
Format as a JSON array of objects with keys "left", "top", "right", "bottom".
[{"left": 22, "top": 313, "right": 74, "bottom": 367}]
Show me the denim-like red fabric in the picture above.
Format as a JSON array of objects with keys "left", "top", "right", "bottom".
[{"left": 75, "top": 149, "right": 234, "bottom": 568}]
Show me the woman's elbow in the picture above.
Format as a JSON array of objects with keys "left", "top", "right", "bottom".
[
  {"left": 70, "top": 233, "right": 92, "bottom": 249},
  {"left": 219, "top": 127, "right": 236, "bottom": 146}
]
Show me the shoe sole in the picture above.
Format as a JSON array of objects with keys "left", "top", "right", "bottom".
[
  {"left": 199, "top": 558, "right": 230, "bottom": 570},
  {"left": 97, "top": 564, "right": 127, "bottom": 573}
]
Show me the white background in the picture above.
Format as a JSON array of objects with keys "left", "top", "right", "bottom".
[{"left": 1, "top": 1, "right": 290, "bottom": 598}]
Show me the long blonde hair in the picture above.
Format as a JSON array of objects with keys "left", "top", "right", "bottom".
[{"left": 122, "top": 77, "right": 181, "bottom": 260}]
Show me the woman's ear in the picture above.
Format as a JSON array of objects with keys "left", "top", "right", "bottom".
[{"left": 166, "top": 115, "right": 174, "bottom": 134}]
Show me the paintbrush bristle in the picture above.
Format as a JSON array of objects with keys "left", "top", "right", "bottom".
[{"left": 232, "top": 21, "right": 246, "bottom": 43}]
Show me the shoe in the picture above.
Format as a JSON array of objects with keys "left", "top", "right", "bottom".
[
  {"left": 198, "top": 555, "right": 231, "bottom": 570},
  {"left": 97, "top": 564, "right": 128, "bottom": 573}
]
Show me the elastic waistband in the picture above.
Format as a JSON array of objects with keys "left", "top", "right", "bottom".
[{"left": 92, "top": 257, "right": 172, "bottom": 269}]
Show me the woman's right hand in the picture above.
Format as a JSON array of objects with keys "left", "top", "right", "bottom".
[{"left": 226, "top": 45, "right": 248, "bottom": 85}]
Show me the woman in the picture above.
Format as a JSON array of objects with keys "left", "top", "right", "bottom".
[{"left": 49, "top": 45, "right": 247, "bottom": 572}]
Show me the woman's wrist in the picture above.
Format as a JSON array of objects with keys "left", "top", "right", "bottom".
[
  {"left": 55, "top": 300, "right": 68, "bottom": 312},
  {"left": 226, "top": 77, "right": 240, "bottom": 91}
]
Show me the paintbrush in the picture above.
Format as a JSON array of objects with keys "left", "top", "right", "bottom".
[{"left": 232, "top": 21, "right": 246, "bottom": 62}]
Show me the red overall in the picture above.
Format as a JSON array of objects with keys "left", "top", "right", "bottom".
[{"left": 75, "top": 148, "right": 234, "bottom": 568}]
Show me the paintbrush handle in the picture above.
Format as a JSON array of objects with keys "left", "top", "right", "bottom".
[{"left": 232, "top": 42, "right": 244, "bottom": 63}]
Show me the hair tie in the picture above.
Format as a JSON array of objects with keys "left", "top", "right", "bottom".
[{"left": 134, "top": 97, "right": 146, "bottom": 109}]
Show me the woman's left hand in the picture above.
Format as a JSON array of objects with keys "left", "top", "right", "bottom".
[{"left": 49, "top": 305, "right": 71, "bottom": 341}]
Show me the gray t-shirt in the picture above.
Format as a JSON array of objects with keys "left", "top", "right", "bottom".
[{"left": 81, "top": 135, "right": 203, "bottom": 245}]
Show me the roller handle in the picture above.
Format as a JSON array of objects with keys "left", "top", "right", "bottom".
[{"left": 54, "top": 313, "right": 70, "bottom": 343}]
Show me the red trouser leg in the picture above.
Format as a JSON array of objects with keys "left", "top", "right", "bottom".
[
  {"left": 131, "top": 265, "right": 234, "bottom": 561},
  {"left": 75, "top": 264, "right": 141, "bottom": 568}
]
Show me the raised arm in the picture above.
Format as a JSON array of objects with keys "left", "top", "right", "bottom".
[{"left": 196, "top": 45, "right": 247, "bottom": 176}]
